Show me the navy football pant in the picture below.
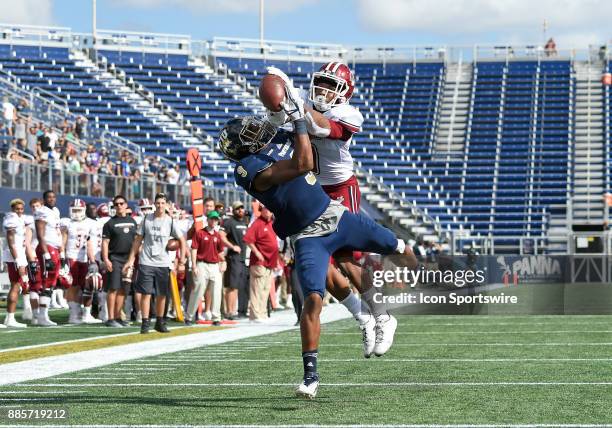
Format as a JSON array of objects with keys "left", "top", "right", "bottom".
[{"left": 294, "top": 211, "right": 397, "bottom": 298}]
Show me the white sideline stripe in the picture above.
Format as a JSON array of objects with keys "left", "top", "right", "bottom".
[
  {"left": 0, "top": 305, "right": 350, "bottom": 386},
  {"left": 132, "top": 358, "right": 612, "bottom": 363},
  {"left": 227, "top": 342, "right": 612, "bottom": 347},
  {"left": 118, "top": 363, "right": 192, "bottom": 366},
  {"left": 0, "top": 331, "right": 142, "bottom": 353},
  {"left": 13, "top": 382, "right": 612, "bottom": 388},
  {"left": 326, "top": 330, "right": 612, "bottom": 335},
  {"left": 0, "top": 398, "right": 64, "bottom": 401}
]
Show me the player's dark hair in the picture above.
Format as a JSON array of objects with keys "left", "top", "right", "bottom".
[
  {"left": 29, "top": 197, "right": 42, "bottom": 206},
  {"left": 154, "top": 192, "right": 167, "bottom": 202},
  {"left": 204, "top": 197, "right": 214, "bottom": 204},
  {"left": 42, "top": 190, "right": 55, "bottom": 199},
  {"left": 113, "top": 194, "right": 127, "bottom": 204}
]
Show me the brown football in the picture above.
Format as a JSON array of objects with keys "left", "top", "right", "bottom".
[
  {"left": 166, "top": 238, "right": 180, "bottom": 251},
  {"left": 258, "top": 74, "right": 285, "bottom": 112}
]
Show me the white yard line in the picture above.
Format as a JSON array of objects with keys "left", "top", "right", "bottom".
[
  {"left": 126, "top": 357, "right": 612, "bottom": 363},
  {"left": 11, "top": 382, "right": 612, "bottom": 388},
  {"left": 326, "top": 330, "right": 612, "bottom": 335},
  {"left": 0, "top": 305, "right": 350, "bottom": 386}
]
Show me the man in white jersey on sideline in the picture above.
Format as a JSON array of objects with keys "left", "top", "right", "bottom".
[
  {"left": 34, "top": 190, "right": 65, "bottom": 326},
  {"left": 24, "top": 198, "right": 43, "bottom": 324},
  {"left": 266, "top": 63, "right": 397, "bottom": 358},
  {"left": 61, "top": 199, "right": 101, "bottom": 324},
  {"left": 1, "top": 199, "right": 31, "bottom": 328}
]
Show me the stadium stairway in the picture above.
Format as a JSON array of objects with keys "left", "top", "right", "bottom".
[{"left": 571, "top": 60, "right": 606, "bottom": 225}]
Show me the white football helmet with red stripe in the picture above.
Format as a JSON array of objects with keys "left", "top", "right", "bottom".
[
  {"left": 97, "top": 203, "right": 110, "bottom": 218},
  {"left": 138, "top": 198, "right": 154, "bottom": 215},
  {"left": 69, "top": 199, "right": 87, "bottom": 221},
  {"left": 309, "top": 62, "right": 355, "bottom": 112}
]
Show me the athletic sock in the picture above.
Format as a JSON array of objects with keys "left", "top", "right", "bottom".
[
  {"left": 83, "top": 306, "right": 92, "bottom": 317},
  {"left": 361, "top": 286, "right": 388, "bottom": 318},
  {"left": 302, "top": 349, "right": 318, "bottom": 377},
  {"left": 22, "top": 294, "right": 31, "bottom": 311},
  {"left": 4, "top": 313, "right": 15, "bottom": 324},
  {"left": 341, "top": 292, "right": 371, "bottom": 324},
  {"left": 68, "top": 302, "right": 80, "bottom": 317}
]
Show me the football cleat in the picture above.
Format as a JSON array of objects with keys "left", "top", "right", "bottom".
[
  {"left": 359, "top": 315, "right": 376, "bottom": 358},
  {"left": 295, "top": 373, "right": 319, "bottom": 399},
  {"left": 68, "top": 314, "right": 83, "bottom": 325},
  {"left": 0, "top": 323, "right": 6, "bottom": 329},
  {"left": 374, "top": 314, "right": 398, "bottom": 357},
  {"left": 82, "top": 313, "right": 102, "bottom": 324},
  {"left": 4, "top": 317, "right": 27, "bottom": 328},
  {"left": 37, "top": 313, "right": 57, "bottom": 327}
]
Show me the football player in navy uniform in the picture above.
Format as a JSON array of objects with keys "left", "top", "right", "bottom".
[{"left": 218, "top": 82, "right": 417, "bottom": 399}]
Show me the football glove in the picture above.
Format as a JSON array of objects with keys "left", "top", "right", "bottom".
[
  {"left": 281, "top": 84, "right": 305, "bottom": 122},
  {"left": 28, "top": 261, "right": 39, "bottom": 276},
  {"left": 44, "top": 256, "right": 55, "bottom": 272},
  {"left": 267, "top": 109, "right": 288, "bottom": 127}
]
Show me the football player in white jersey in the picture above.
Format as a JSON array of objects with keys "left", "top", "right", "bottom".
[
  {"left": 61, "top": 199, "right": 101, "bottom": 324},
  {"left": 34, "top": 190, "right": 65, "bottom": 326},
  {"left": 2, "top": 199, "right": 30, "bottom": 328},
  {"left": 267, "top": 64, "right": 397, "bottom": 358},
  {"left": 24, "top": 198, "right": 43, "bottom": 323},
  {"left": 87, "top": 202, "right": 108, "bottom": 322},
  {"left": 135, "top": 198, "right": 154, "bottom": 225}
]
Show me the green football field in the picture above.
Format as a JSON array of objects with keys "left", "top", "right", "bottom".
[{"left": 2, "top": 313, "right": 612, "bottom": 426}]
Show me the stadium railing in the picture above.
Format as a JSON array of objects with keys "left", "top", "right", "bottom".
[{"left": 0, "top": 158, "right": 251, "bottom": 211}]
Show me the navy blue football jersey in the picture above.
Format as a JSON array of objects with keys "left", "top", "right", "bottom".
[{"left": 234, "top": 130, "right": 330, "bottom": 239}]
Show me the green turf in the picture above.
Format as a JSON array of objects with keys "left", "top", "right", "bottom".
[{"left": 2, "top": 314, "right": 612, "bottom": 426}]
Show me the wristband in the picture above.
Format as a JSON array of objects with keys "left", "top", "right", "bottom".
[
  {"left": 43, "top": 253, "right": 51, "bottom": 260},
  {"left": 60, "top": 251, "right": 65, "bottom": 258},
  {"left": 294, "top": 118, "right": 307, "bottom": 135}
]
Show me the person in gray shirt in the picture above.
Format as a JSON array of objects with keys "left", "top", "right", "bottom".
[{"left": 123, "top": 193, "right": 187, "bottom": 334}]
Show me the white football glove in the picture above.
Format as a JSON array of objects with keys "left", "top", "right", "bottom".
[
  {"left": 266, "top": 66, "right": 291, "bottom": 86},
  {"left": 281, "top": 84, "right": 305, "bottom": 122},
  {"left": 267, "top": 109, "right": 288, "bottom": 127}
]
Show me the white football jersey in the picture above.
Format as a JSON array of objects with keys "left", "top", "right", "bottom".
[
  {"left": 300, "top": 90, "right": 364, "bottom": 186},
  {"left": 23, "top": 214, "right": 36, "bottom": 250},
  {"left": 61, "top": 218, "right": 95, "bottom": 262},
  {"left": 34, "top": 206, "right": 62, "bottom": 249},
  {"left": 92, "top": 217, "right": 110, "bottom": 261},
  {"left": 2, "top": 212, "right": 27, "bottom": 265}
]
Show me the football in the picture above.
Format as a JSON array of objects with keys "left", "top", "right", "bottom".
[
  {"left": 258, "top": 74, "right": 285, "bottom": 112},
  {"left": 166, "top": 238, "right": 180, "bottom": 251}
]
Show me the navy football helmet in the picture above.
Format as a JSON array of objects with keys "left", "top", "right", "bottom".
[{"left": 218, "top": 116, "right": 277, "bottom": 162}]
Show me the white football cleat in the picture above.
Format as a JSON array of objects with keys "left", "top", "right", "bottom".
[
  {"left": 68, "top": 314, "right": 83, "bottom": 324},
  {"left": 59, "top": 299, "right": 69, "bottom": 309},
  {"left": 359, "top": 315, "right": 376, "bottom": 358},
  {"left": 374, "top": 314, "right": 398, "bottom": 357},
  {"left": 37, "top": 313, "right": 57, "bottom": 327},
  {"left": 295, "top": 374, "right": 319, "bottom": 399},
  {"left": 82, "top": 313, "right": 102, "bottom": 324},
  {"left": 0, "top": 323, "right": 6, "bottom": 329},
  {"left": 4, "top": 317, "right": 27, "bottom": 328}
]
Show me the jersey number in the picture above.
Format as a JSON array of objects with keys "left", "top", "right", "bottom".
[{"left": 311, "top": 145, "right": 320, "bottom": 176}]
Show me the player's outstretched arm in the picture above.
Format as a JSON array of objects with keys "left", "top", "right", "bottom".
[{"left": 253, "top": 119, "right": 312, "bottom": 192}]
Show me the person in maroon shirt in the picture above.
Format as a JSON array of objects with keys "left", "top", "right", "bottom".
[
  {"left": 186, "top": 210, "right": 225, "bottom": 326},
  {"left": 243, "top": 205, "right": 278, "bottom": 321}
]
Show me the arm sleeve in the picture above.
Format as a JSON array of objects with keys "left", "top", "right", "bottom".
[
  {"left": 243, "top": 222, "right": 257, "bottom": 245},
  {"left": 137, "top": 216, "right": 145, "bottom": 236},
  {"left": 102, "top": 221, "right": 111, "bottom": 239},
  {"left": 191, "top": 231, "right": 200, "bottom": 249},
  {"left": 328, "top": 119, "right": 360, "bottom": 141}
]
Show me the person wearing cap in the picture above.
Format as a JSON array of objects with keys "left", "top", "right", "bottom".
[
  {"left": 186, "top": 210, "right": 226, "bottom": 326},
  {"left": 243, "top": 204, "right": 279, "bottom": 322},
  {"left": 223, "top": 200, "right": 249, "bottom": 319}
]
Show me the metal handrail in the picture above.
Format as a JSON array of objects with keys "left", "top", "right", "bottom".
[{"left": 31, "top": 86, "right": 68, "bottom": 111}]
